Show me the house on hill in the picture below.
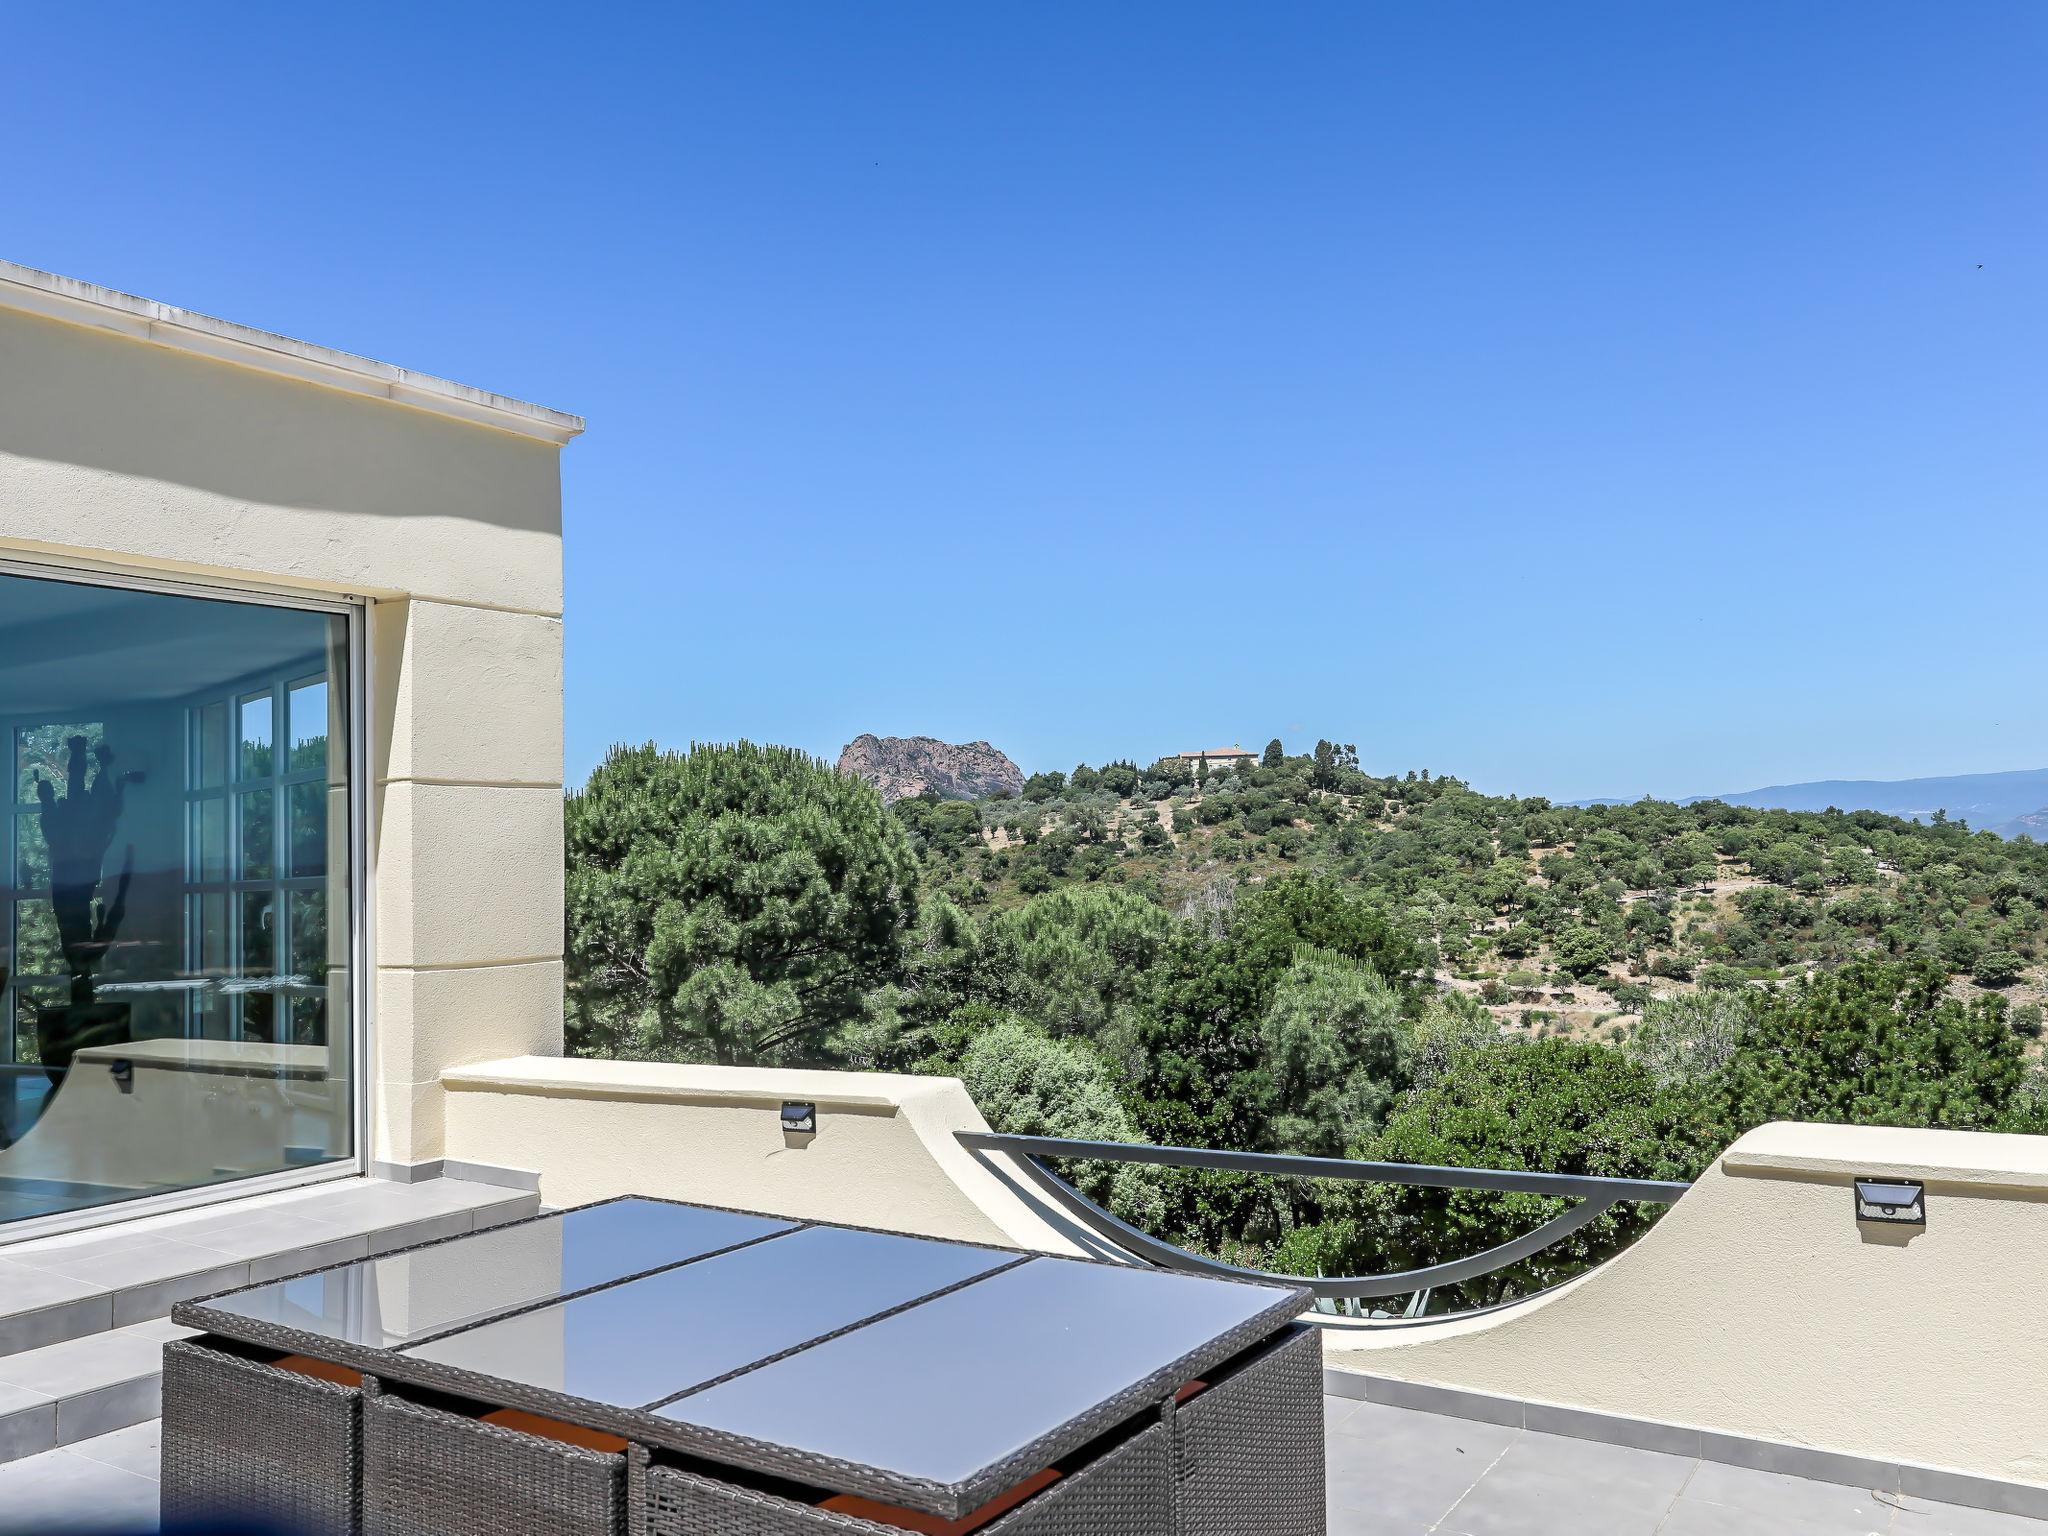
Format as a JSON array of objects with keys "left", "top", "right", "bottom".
[{"left": 1176, "top": 744, "right": 1258, "bottom": 771}]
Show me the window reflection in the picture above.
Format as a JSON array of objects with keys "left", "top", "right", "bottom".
[{"left": 0, "top": 571, "right": 353, "bottom": 1223}]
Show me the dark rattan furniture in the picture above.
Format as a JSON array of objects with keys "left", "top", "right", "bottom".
[{"left": 166, "top": 1196, "right": 1320, "bottom": 1536}]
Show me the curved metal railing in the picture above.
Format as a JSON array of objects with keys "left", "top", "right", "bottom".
[{"left": 955, "top": 1131, "right": 1690, "bottom": 1310}]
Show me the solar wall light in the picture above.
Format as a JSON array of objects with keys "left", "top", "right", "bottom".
[
  {"left": 780, "top": 1101, "right": 817, "bottom": 1134},
  {"left": 1854, "top": 1177, "right": 1924, "bottom": 1226}
]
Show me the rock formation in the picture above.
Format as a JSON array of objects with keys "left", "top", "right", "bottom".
[{"left": 836, "top": 735, "right": 1024, "bottom": 803}]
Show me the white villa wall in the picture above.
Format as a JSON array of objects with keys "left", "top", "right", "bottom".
[
  {"left": 0, "top": 267, "right": 578, "bottom": 1171},
  {"left": 1326, "top": 1121, "right": 2048, "bottom": 1494}
]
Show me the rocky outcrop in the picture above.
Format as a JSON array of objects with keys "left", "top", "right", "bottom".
[{"left": 837, "top": 735, "right": 1023, "bottom": 804}]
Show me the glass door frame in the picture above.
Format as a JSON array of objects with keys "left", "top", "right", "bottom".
[{"left": 0, "top": 552, "right": 370, "bottom": 1245}]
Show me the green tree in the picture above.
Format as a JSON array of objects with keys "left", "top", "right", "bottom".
[
  {"left": 565, "top": 741, "right": 920, "bottom": 1065},
  {"left": 1258, "top": 952, "right": 1410, "bottom": 1156},
  {"left": 1262, "top": 738, "right": 1285, "bottom": 769},
  {"left": 1410, "top": 992, "right": 1500, "bottom": 1088},
  {"left": 1127, "top": 874, "right": 1428, "bottom": 1156},
  {"left": 1099, "top": 760, "right": 1141, "bottom": 797},
  {"left": 1311, "top": 739, "right": 1338, "bottom": 789},
  {"left": 1496, "top": 924, "right": 1540, "bottom": 960},
  {"left": 1335, "top": 1040, "right": 1698, "bottom": 1306},
  {"left": 1681, "top": 959, "right": 2047, "bottom": 1142},
  {"left": 1628, "top": 989, "right": 1754, "bottom": 1086},
  {"left": 1973, "top": 949, "right": 2026, "bottom": 989},
  {"left": 1021, "top": 770, "right": 1067, "bottom": 802},
  {"left": 983, "top": 886, "right": 1177, "bottom": 1049},
  {"left": 955, "top": 1017, "right": 1166, "bottom": 1229},
  {"left": 1554, "top": 924, "right": 1613, "bottom": 978}
]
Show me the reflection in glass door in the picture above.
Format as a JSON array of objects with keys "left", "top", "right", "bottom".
[
  {"left": 183, "top": 674, "right": 339, "bottom": 1047},
  {"left": 0, "top": 568, "right": 355, "bottom": 1227}
]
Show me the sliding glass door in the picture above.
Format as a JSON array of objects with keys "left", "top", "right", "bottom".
[{"left": 0, "top": 567, "right": 356, "bottom": 1226}]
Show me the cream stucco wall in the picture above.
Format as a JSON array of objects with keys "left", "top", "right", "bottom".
[
  {"left": 0, "top": 278, "right": 576, "bottom": 1171},
  {"left": 440, "top": 1055, "right": 1104, "bottom": 1257},
  {"left": 1325, "top": 1121, "right": 2048, "bottom": 1491}
]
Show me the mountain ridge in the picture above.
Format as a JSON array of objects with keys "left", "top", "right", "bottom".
[{"left": 1581, "top": 767, "right": 2048, "bottom": 839}]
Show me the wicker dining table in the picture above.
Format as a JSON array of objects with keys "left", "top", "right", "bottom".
[{"left": 164, "top": 1195, "right": 1323, "bottom": 1536}]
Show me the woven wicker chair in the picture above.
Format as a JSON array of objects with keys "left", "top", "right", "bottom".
[
  {"left": 1173, "top": 1324, "right": 1325, "bottom": 1536},
  {"left": 362, "top": 1390, "right": 628, "bottom": 1536},
  {"left": 161, "top": 1338, "right": 365, "bottom": 1536}
]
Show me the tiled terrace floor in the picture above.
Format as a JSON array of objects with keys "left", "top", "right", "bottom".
[
  {"left": 0, "top": 1398, "right": 2039, "bottom": 1533},
  {"left": 1324, "top": 1396, "right": 2043, "bottom": 1536}
]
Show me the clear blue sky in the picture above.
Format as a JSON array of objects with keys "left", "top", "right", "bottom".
[{"left": 6, "top": 4, "right": 2043, "bottom": 802}]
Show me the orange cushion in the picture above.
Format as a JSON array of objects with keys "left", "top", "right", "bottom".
[
  {"left": 481, "top": 1408, "right": 629, "bottom": 1454},
  {"left": 820, "top": 1468, "right": 1060, "bottom": 1535},
  {"left": 1174, "top": 1379, "right": 1209, "bottom": 1404},
  {"left": 273, "top": 1355, "right": 363, "bottom": 1389}
]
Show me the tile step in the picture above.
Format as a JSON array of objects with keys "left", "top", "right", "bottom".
[
  {"left": 0, "top": 1175, "right": 538, "bottom": 1445},
  {"left": 0, "top": 1317, "right": 191, "bottom": 1464}
]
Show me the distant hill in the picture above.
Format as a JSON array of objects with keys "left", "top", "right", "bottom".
[
  {"left": 837, "top": 735, "right": 1023, "bottom": 804},
  {"left": 1992, "top": 807, "right": 2048, "bottom": 842},
  {"left": 1672, "top": 767, "right": 2048, "bottom": 838}
]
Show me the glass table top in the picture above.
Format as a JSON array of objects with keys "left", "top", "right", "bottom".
[
  {"left": 658, "top": 1255, "right": 1297, "bottom": 1488},
  {"left": 405, "top": 1225, "right": 1016, "bottom": 1407},
  {"left": 204, "top": 1198, "right": 795, "bottom": 1350}
]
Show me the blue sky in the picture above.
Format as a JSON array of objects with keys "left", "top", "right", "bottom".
[{"left": 5, "top": 4, "right": 2043, "bottom": 801}]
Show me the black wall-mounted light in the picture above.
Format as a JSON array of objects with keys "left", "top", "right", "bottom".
[
  {"left": 780, "top": 1101, "right": 817, "bottom": 1134},
  {"left": 1854, "top": 1177, "right": 1925, "bottom": 1226}
]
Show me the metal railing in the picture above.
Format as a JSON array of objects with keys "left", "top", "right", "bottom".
[{"left": 956, "top": 1131, "right": 1690, "bottom": 1307}]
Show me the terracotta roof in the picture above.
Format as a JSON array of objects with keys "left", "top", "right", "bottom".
[{"left": 1178, "top": 746, "right": 1257, "bottom": 760}]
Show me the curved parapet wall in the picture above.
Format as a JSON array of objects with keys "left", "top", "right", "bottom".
[
  {"left": 439, "top": 1056, "right": 1101, "bottom": 1256},
  {"left": 1325, "top": 1121, "right": 2048, "bottom": 1496}
]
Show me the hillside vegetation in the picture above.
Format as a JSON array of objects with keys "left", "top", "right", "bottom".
[
  {"left": 566, "top": 738, "right": 2048, "bottom": 1311},
  {"left": 891, "top": 740, "right": 2048, "bottom": 1044}
]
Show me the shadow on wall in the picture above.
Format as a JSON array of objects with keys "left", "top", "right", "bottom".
[{"left": 0, "top": 306, "right": 560, "bottom": 537}]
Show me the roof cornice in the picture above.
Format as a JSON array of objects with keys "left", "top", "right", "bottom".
[{"left": 0, "top": 258, "right": 584, "bottom": 445}]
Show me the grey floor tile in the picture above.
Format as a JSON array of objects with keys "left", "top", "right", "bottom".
[
  {"left": 298, "top": 1180, "right": 525, "bottom": 1226},
  {"left": 361, "top": 1209, "right": 475, "bottom": 1255},
  {"left": 1492, "top": 1429, "right": 1696, "bottom": 1498},
  {"left": 1682, "top": 1461, "right": 1899, "bottom": 1534},
  {"left": 0, "top": 1386, "right": 57, "bottom": 1463},
  {"left": 1329, "top": 1508, "right": 1430, "bottom": 1536},
  {"left": 1891, "top": 1494, "right": 2048, "bottom": 1534},
  {"left": 1330, "top": 1399, "right": 1521, "bottom": 1453},
  {"left": 5, "top": 1229, "right": 178, "bottom": 1268},
  {"left": 469, "top": 1198, "right": 534, "bottom": 1231},
  {"left": 0, "top": 1259, "right": 103, "bottom": 1305},
  {"left": 56, "top": 1375, "right": 158, "bottom": 1445},
  {"left": 0, "top": 1327, "right": 163, "bottom": 1398},
  {"left": 1441, "top": 1454, "right": 1681, "bottom": 1536},
  {"left": 0, "top": 1443, "right": 159, "bottom": 1533},
  {"left": 1658, "top": 1493, "right": 1890, "bottom": 1535},
  {"left": 144, "top": 1209, "right": 337, "bottom": 1261},
  {"left": 110, "top": 1260, "right": 248, "bottom": 1327},
  {"left": 1327, "top": 1403, "right": 1519, "bottom": 1527},
  {"left": 60, "top": 1418, "right": 160, "bottom": 1479},
  {"left": 0, "top": 1265, "right": 112, "bottom": 1357},
  {"left": 11, "top": 1238, "right": 239, "bottom": 1293},
  {"left": 1370, "top": 1375, "right": 1528, "bottom": 1429},
  {"left": 246, "top": 1230, "right": 371, "bottom": 1282}
]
